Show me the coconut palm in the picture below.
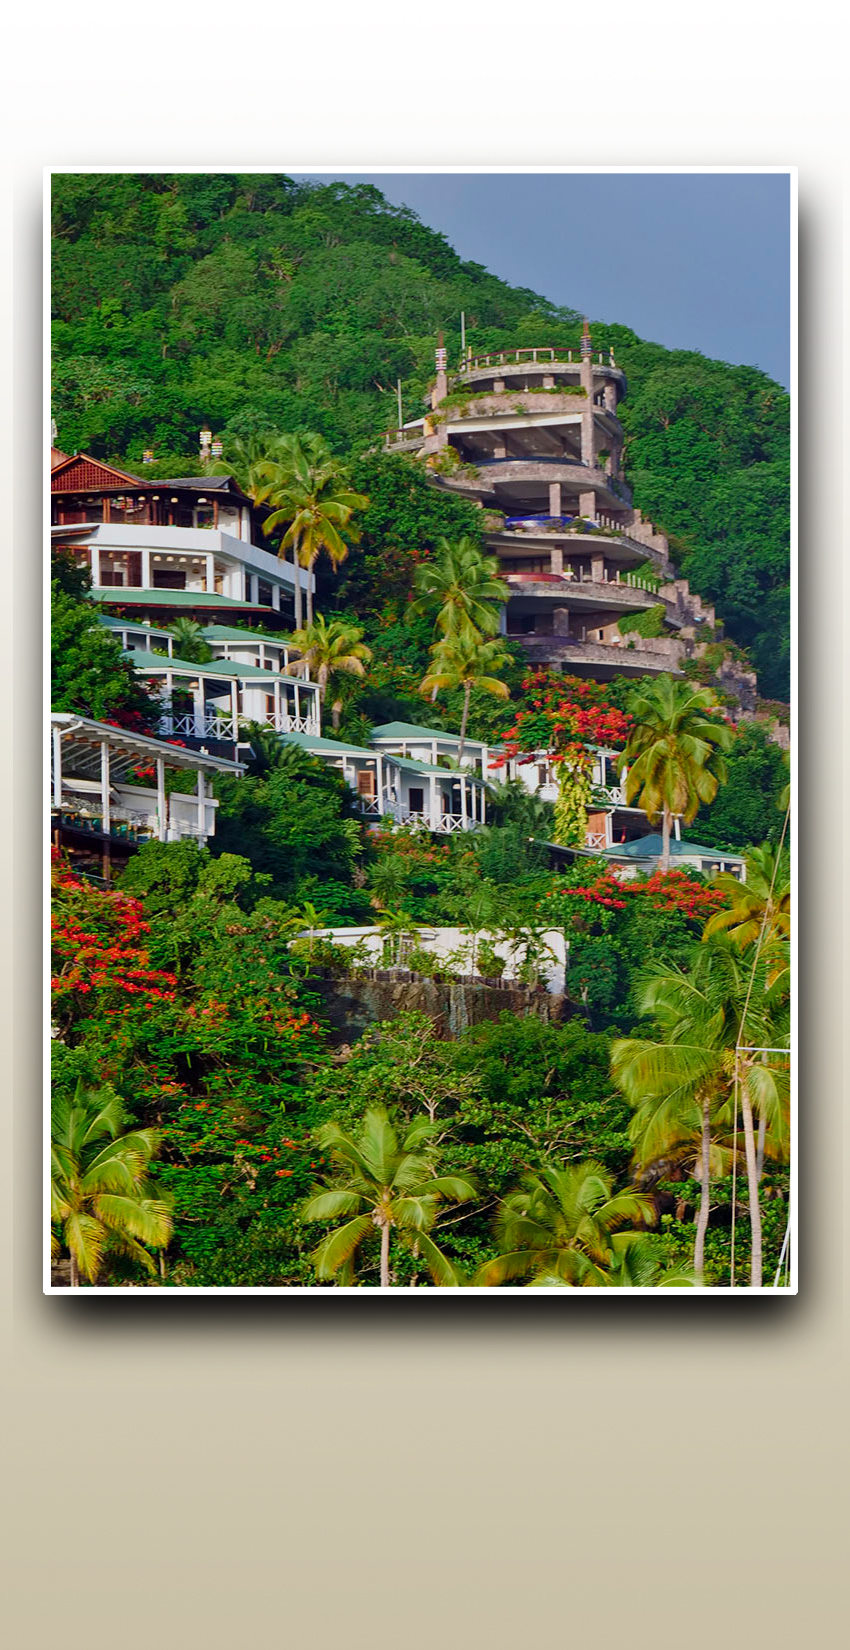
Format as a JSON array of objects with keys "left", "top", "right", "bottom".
[
  {"left": 703, "top": 843, "right": 791, "bottom": 952},
  {"left": 208, "top": 432, "right": 293, "bottom": 498},
  {"left": 288, "top": 615, "right": 372, "bottom": 729},
  {"left": 167, "top": 618, "right": 213, "bottom": 664},
  {"left": 409, "top": 536, "right": 508, "bottom": 641},
  {"left": 420, "top": 630, "right": 510, "bottom": 761},
  {"left": 618, "top": 676, "right": 734, "bottom": 870},
  {"left": 302, "top": 1108, "right": 476, "bottom": 1287},
  {"left": 527, "top": 1237, "right": 696, "bottom": 1288},
  {"left": 475, "top": 1161, "right": 656, "bottom": 1287},
  {"left": 51, "top": 1083, "right": 172, "bottom": 1286},
  {"left": 611, "top": 939, "right": 789, "bottom": 1286},
  {"left": 254, "top": 433, "right": 367, "bottom": 627}
]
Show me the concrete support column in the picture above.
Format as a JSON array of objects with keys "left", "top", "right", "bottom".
[
  {"left": 193, "top": 677, "right": 206, "bottom": 734},
  {"left": 205, "top": 555, "right": 215, "bottom": 594},
  {"left": 52, "top": 726, "right": 63, "bottom": 808},
  {"left": 429, "top": 774, "right": 438, "bottom": 830},
  {"left": 460, "top": 776, "right": 468, "bottom": 830},
  {"left": 156, "top": 758, "right": 167, "bottom": 842},
  {"left": 493, "top": 438, "right": 507, "bottom": 459},
  {"left": 493, "top": 378, "right": 505, "bottom": 394},
  {"left": 542, "top": 374, "right": 555, "bottom": 389},
  {"left": 579, "top": 490, "right": 596, "bottom": 521},
  {"left": 90, "top": 547, "right": 101, "bottom": 586},
  {"left": 553, "top": 607, "right": 571, "bottom": 637},
  {"left": 604, "top": 381, "right": 617, "bottom": 413},
  {"left": 230, "top": 680, "right": 239, "bottom": 741},
  {"left": 141, "top": 548, "right": 151, "bottom": 588},
  {"left": 550, "top": 545, "right": 564, "bottom": 575},
  {"left": 591, "top": 553, "right": 605, "bottom": 583},
  {"left": 548, "top": 481, "right": 562, "bottom": 517},
  {"left": 581, "top": 408, "right": 595, "bottom": 468}
]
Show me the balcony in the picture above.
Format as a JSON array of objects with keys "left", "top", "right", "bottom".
[{"left": 159, "top": 709, "right": 320, "bottom": 742}]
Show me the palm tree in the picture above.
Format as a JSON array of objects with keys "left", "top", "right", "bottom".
[
  {"left": 527, "top": 1237, "right": 695, "bottom": 1288},
  {"left": 703, "top": 844, "right": 791, "bottom": 952},
  {"left": 409, "top": 536, "right": 508, "bottom": 641},
  {"left": 254, "top": 433, "right": 367, "bottom": 627},
  {"left": 420, "top": 630, "right": 510, "bottom": 761},
  {"left": 288, "top": 615, "right": 372, "bottom": 730},
  {"left": 167, "top": 618, "right": 213, "bottom": 664},
  {"left": 475, "top": 1161, "right": 655, "bottom": 1287},
  {"left": 302, "top": 1109, "right": 476, "bottom": 1287},
  {"left": 51, "top": 1083, "right": 172, "bottom": 1286},
  {"left": 208, "top": 432, "right": 293, "bottom": 498},
  {"left": 619, "top": 676, "right": 734, "bottom": 870},
  {"left": 611, "top": 940, "right": 789, "bottom": 1286}
]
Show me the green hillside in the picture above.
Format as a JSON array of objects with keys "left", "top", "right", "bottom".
[{"left": 50, "top": 173, "right": 790, "bottom": 696}]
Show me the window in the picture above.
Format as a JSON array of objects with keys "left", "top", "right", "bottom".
[
  {"left": 357, "top": 770, "right": 376, "bottom": 800},
  {"left": 409, "top": 787, "right": 424, "bottom": 813},
  {"left": 153, "top": 570, "right": 187, "bottom": 590},
  {"left": 257, "top": 580, "right": 273, "bottom": 606}
]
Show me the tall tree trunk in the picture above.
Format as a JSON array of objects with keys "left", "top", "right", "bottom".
[
  {"left": 292, "top": 540, "right": 303, "bottom": 630},
  {"left": 756, "top": 1112, "right": 767, "bottom": 1182},
  {"left": 458, "top": 680, "right": 471, "bottom": 763},
  {"left": 379, "top": 1217, "right": 391, "bottom": 1288},
  {"left": 693, "top": 1094, "right": 712, "bottom": 1284},
  {"left": 661, "top": 803, "right": 672, "bottom": 872},
  {"left": 740, "top": 1072, "right": 763, "bottom": 1286},
  {"left": 69, "top": 1250, "right": 79, "bottom": 1288},
  {"left": 305, "top": 557, "right": 314, "bottom": 626}
]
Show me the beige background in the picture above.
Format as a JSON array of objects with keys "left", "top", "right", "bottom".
[{"left": 3, "top": 17, "right": 847, "bottom": 1643}]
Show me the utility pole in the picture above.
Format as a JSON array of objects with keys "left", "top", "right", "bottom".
[{"left": 460, "top": 311, "right": 466, "bottom": 353}]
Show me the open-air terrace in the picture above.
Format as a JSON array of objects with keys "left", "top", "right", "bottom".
[
  {"left": 128, "top": 649, "right": 321, "bottom": 743},
  {"left": 51, "top": 715, "right": 245, "bottom": 865}
]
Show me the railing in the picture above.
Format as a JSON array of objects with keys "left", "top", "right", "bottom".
[
  {"left": 159, "top": 711, "right": 319, "bottom": 740},
  {"left": 585, "top": 831, "right": 608, "bottom": 850},
  {"left": 462, "top": 348, "right": 617, "bottom": 371},
  {"left": 591, "top": 785, "right": 627, "bottom": 806},
  {"left": 383, "top": 427, "right": 426, "bottom": 447}
]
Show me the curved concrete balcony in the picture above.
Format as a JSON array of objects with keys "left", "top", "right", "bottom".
[
  {"left": 503, "top": 574, "right": 676, "bottom": 619},
  {"left": 441, "top": 457, "right": 632, "bottom": 510},
  {"left": 456, "top": 350, "right": 626, "bottom": 395},
  {"left": 487, "top": 524, "right": 667, "bottom": 572},
  {"left": 444, "top": 391, "right": 591, "bottom": 420},
  {"left": 519, "top": 635, "right": 685, "bottom": 679}
]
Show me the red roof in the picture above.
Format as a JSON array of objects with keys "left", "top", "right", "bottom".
[
  {"left": 50, "top": 452, "right": 147, "bottom": 492},
  {"left": 51, "top": 447, "right": 71, "bottom": 468}
]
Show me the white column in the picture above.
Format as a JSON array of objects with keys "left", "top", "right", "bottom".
[
  {"left": 431, "top": 740, "right": 438, "bottom": 765},
  {"left": 230, "top": 680, "right": 239, "bottom": 741},
  {"left": 194, "top": 676, "right": 206, "bottom": 736},
  {"left": 52, "top": 726, "right": 63, "bottom": 808},
  {"left": 90, "top": 547, "right": 101, "bottom": 585},
  {"left": 206, "top": 555, "right": 215, "bottom": 594},
  {"left": 375, "top": 753, "right": 383, "bottom": 815},
  {"left": 100, "top": 740, "right": 111, "bottom": 837},
  {"left": 480, "top": 782, "right": 486, "bottom": 826},
  {"left": 273, "top": 678, "right": 281, "bottom": 727},
  {"left": 460, "top": 775, "right": 468, "bottom": 830},
  {"left": 674, "top": 816, "right": 681, "bottom": 841},
  {"left": 429, "top": 774, "right": 438, "bottom": 830},
  {"left": 156, "top": 758, "right": 167, "bottom": 841},
  {"left": 294, "top": 684, "right": 301, "bottom": 725},
  {"left": 196, "top": 768, "right": 205, "bottom": 837},
  {"left": 272, "top": 585, "right": 281, "bottom": 611}
]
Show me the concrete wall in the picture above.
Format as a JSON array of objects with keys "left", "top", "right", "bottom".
[{"left": 312, "top": 925, "right": 568, "bottom": 996}]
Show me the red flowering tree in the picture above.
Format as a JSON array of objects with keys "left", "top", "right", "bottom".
[
  {"left": 51, "top": 851, "right": 177, "bottom": 1036},
  {"left": 492, "top": 673, "right": 633, "bottom": 848}
]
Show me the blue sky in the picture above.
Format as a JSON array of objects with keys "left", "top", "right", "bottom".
[{"left": 294, "top": 172, "right": 791, "bottom": 390}]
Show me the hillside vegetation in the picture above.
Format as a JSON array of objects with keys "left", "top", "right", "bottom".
[{"left": 51, "top": 173, "right": 790, "bottom": 696}]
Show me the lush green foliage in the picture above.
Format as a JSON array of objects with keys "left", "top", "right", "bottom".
[
  {"left": 51, "top": 553, "right": 159, "bottom": 727},
  {"left": 51, "top": 174, "right": 789, "bottom": 694}
]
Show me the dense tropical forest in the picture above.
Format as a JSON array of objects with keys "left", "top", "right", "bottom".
[
  {"left": 51, "top": 173, "right": 790, "bottom": 698},
  {"left": 50, "top": 175, "right": 791, "bottom": 1289}
]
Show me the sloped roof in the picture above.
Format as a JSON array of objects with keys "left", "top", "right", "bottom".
[
  {"left": 125, "top": 648, "right": 284, "bottom": 682},
  {"left": 51, "top": 452, "right": 146, "bottom": 491},
  {"left": 201, "top": 624, "right": 295, "bottom": 647},
  {"left": 370, "top": 720, "right": 487, "bottom": 747},
  {"left": 603, "top": 833, "right": 745, "bottom": 863},
  {"left": 90, "top": 588, "right": 275, "bottom": 613}
]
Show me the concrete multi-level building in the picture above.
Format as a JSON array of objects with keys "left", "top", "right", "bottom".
[{"left": 385, "top": 325, "right": 716, "bottom": 679}]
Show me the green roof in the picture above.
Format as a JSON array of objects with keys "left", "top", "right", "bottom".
[
  {"left": 370, "top": 720, "right": 488, "bottom": 747},
  {"left": 124, "top": 648, "right": 282, "bottom": 682},
  {"left": 603, "top": 834, "right": 745, "bottom": 863},
  {"left": 279, "top": 731, "right": 379, "bottom": 760},
  {"left": 90, "top": 588, "right": 278, "bottom": 612},
  {"left": 98, "top": 615, "right": 173, "bottom": 641},
  {"left": 394, "top": 755, "right": 482, "bottom": 782},
  {"left": 200, "top": 624, "right": 295, "bottom": 646}
]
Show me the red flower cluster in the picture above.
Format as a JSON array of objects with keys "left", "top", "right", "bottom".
[
  {"left": 548, "top": 867, "right": 726, "bottom": 921},
  {"left": 51, "top": 856, "right": 177, "bottom": 1018},
  {"left": 493, "top": 671, "right": 632, "bottom": 766}
]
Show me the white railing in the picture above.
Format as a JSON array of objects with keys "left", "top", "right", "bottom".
[
  {"left": 159, "top": 710, "right": 320, "bottom": 740},
  {"left": 592, "top": 785, "right": 626, "bottom": 806},
  {"left": 585, "top": 831, "right": 608, "bottom": 850}
]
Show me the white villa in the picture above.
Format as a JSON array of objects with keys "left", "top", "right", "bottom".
[
  {"left": 280, "top": 730, "right": 489, "bottom": 832},
  {"left": 51, "top": 454, "right": 313, "bottom": 626},
  {"left": 51, "top": 713, "right": 245, "bottom": 878}
]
